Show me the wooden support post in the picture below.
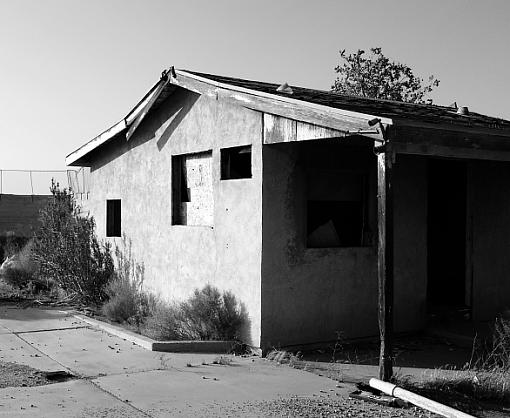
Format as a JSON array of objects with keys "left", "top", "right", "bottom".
[{"left": 377, "top": 146, "right": 394, "bottom": 381}]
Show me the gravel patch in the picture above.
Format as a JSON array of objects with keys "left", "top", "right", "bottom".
[
  {"left": 0, "top": 360, "right": 54, "bottom": 389},
  {"left": 192, "top": 394, "right": 440, "bottom": 417}
]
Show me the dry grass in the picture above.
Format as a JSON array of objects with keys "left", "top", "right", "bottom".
[
  {"left": 393, "top": 317, "right": 510, "bottom": 414},
  {"left": 212, "top": 356, "right": 233, "bottom": 366},
  {"left": 266, "top": 349, "right": 302, "bottom": 366}
]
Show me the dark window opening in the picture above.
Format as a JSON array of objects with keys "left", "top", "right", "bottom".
[
  {"left": 307, "top": 201, "right": 363, "bottom": 247},
  {"left": 306, "top": 170, "right": 368, "bottom": 248},
  {"left": 173, "top": 156, "right": 190, "bottom": 204},
  {"left": 106, "top": 199, "right": 121, "bottom": 237},
  {"left": 172, "top": 155, "right": 186, "bottom": 224},
  {"left": 221, "top": 145, "right": 252, "bottom": 179}
]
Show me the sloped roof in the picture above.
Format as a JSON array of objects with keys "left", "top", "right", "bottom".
[
  {"left": 184, "top": 71, "right": 510, "bottom": 131},
  {"left": 67, "top": 67, "right": 510, "bottom": 166}
]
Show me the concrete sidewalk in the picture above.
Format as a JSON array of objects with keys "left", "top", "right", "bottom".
[{"left": 0, "top": 306, "right": 346, "bottom": 417}]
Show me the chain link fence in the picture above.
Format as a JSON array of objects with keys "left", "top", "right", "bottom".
[{"left": 0, "top": 168, "right": 89, "bottom": 196}]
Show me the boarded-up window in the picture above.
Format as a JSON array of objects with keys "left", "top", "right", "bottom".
[
  {"left": 172, "top": 151, "right": 213, "bottom": 226},
  {"left": 106, "top": 199, "right": 121, "bottom": 237},
  {"left": 221, "top": 145, "right": 252, "bottom": 179},
  {"left": 307, "top": 170, "right": 367, "bottom": 248}
]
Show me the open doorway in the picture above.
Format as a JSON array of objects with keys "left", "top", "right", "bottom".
[{"left": 427, "top": 158, "right": 467, "bottom": 312}]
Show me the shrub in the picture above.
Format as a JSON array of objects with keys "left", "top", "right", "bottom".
[
  {"left": 140, "top": 286, "right": 250, "bottom": 342},
  {"left": 102, "top": 236, "right": 154, "bottom": 325},
  {"left": 102, "top": 276, "right": 140, "bottom": 323},
  {"left": 31, "top": 180, "right": 114, "bottom": 304},
  {"left": 141, "top": 301, "right": 187, "bottom": 340},
  {"left": 0, "top": 234, "right": 29, "bottom": 263},
  {"left": 180, "top": 284, "right": 250, "bottom": 341},
  {"left": 101, "top": 241, "right": 250, "bottom": 343},
  {"left": 0, "top": 240, "right": 45, "bottom": 292}
]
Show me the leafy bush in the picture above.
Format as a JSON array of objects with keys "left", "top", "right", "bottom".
[{"left": 31, "top": 181, "right": 114, "bottom": 304}]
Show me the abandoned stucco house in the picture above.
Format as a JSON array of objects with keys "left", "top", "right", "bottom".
[{"left": 67, "top": 68, "right": 510, "bottom": 349}]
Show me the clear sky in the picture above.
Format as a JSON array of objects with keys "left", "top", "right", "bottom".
[{"left": 1, "top": 0, "right": 509, "bottom": 192}]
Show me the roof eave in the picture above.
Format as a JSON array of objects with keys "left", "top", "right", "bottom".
[
  {"left": 392, "top": 118, "right": 510, "bottom": 138},
  {"left": 66, "top": 75, "right": 169, "bottom": 167},
  {"left": 66, "top": 119, "right": 127, "bottom": 166}
]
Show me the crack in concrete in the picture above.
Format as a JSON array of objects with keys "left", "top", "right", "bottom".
[
  {"left": 88, "top": 379, "right": 153, "bottom": 417},
  {"left": 85, "top": 364, "right": 184, "bottom": 380},
  {"left": 10, "top": 331, "right": 75, "bottom": 375},
  {"left": 13, "top": 325, "right": 90, "bottom": 334},
  {"left": 5, "top": 328, "right": 154, "bottom": 416}
]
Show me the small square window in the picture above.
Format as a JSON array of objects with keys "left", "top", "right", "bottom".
[
  {"left": 221, "top": 145, "right": 252, "bottom": 179},
  {"left": 106, "top": 199, "right": 121, "bottom": 237}
]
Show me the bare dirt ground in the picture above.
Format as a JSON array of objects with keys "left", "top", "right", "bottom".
[{"left": 0, "top": 361, "right": 52, "bottom": 389}]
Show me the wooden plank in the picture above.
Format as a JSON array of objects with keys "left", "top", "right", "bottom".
[
  {"left": 264, "top": 114, "right": 296, "bottom": 143},
  {"left": 296, "top": 121, "right": 343, "bottom": 141},
  {"left": 394, "top": 118, "right": 510, "bottom": 138},
  {"left": 391, "top": 125, "right": 510, "bottom": 153},
  {"left": 170, "top": 73, "right": 376, "bottom": 134},
  {"left": 377, "top": 147, "right": 394, "bottom": 381},
  {"left": 392, "top": 142, "right": 510, "bottom": 162},
  {"left": 264, "top": 114, "right": 351, "bottom": 144}
]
